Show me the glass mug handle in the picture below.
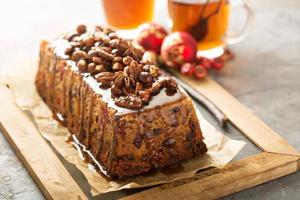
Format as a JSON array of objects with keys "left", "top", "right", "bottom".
[{"left": 225, "top": 0, "right": 254, "bottom": 45}]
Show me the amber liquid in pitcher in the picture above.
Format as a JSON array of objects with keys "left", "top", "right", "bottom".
[
  {"left": 102, "top": 0, "right": 155, "bottom": 29},
  {"left": 168, "top": 0, "right": 230, "bottom": 50}
]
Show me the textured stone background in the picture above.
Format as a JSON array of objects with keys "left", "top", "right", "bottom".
[{"left": 0, "top": 0, "right": 299, "bottom": 199}]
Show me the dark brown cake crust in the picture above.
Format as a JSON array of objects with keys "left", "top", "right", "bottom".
[{"left": 35, "top": 25, "right": 207, "bottom": 178}]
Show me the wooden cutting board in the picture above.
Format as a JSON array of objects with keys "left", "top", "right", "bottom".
[{"left": 0, "top": 75, "right": 299, "bottom": 200}]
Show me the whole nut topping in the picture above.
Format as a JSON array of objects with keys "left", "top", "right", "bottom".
[
  {"left": 126, "top": 61, "right": 142, "bottom": 80},
  {"left": 122, "top": 56, "right": 133, "bottom": 65},
  {"left": 77, "top": 59, "right": 87, "bottom": 71},
  {"left": 112, "top": 62, "right": 125, "bottom": 71},
  {"left": 87, "top": 63, "right": 95, "bottom": 73},
  {"left": 83, "top": 36, "right": 95, "bottom": 47},
  {"left": 139, "top": 90, "right": 151, "bottom": 103},
  {"left": 135, "top": 82, "right": 143, "bottom": 93},
  {"left": 96, "top": 72, "right": 116, "bottom": 87},
  {"left": 113, "top": 56, "right": 122, "bottom": 63},
  {"left": 149, "top": 65, "right": 160, "bottom": 77},
  {"left": 76, "top": 24, "right": 87, "bottom": 34},
  {"left": 95, "top": 64, "right": 106, "bottom": 73},
  {"left": 150, "top": 80, "right": 164, "bottom": 94},
  {"left": 72, "top": 50, "right": 88, "bottom": 61},
  {"left": 64, "top": 46, "right": 73, "bottom": 55},
  {"left": 92, "top": 56, "right": 102, "bottom": 64},
  {"left": 95, "top": 25, "right": 103, "bottom": 32},
  {"left": 109, "top": 39, "right": 129, "bottom": 52},
  {"left": 63, "top": 25, "right": 179, "bottom": 110},
  {"left": 139, "top": 72, "right": 153, "bottom": 85},
  {"left": 164, "top": 77, "right": 178, "bottom": 90},
  {"left": 97, "top": 49, "right": 114, "bottom": 61},
  {"left": 111, "top": 84, "right": 123, "bottom": 97},
  {"left": 101, "top": 35, "right": 111, "bottom": 45}
]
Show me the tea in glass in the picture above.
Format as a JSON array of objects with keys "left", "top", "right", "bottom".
[
  {"left": 102, "top": 0, "right": 155, "bottom": 29},
  {"left": 168, "top": 0, "right": 230, "bottom": 50}
]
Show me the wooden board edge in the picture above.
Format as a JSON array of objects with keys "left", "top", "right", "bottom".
[
  {"left": 0, "top": 86, "right": 87, "bottom": 200},
  {"left": 120, "top": 152, "right": 299, "bottom": 200},
  {"left": 176, "top": 73, "right": 300, "bottom": 157},
  {"left": 0, "top": 123, "right": 50, "bottom": 200}
]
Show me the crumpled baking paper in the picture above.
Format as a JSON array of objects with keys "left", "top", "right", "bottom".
[{"left": 0, "top": 71, "right": 245, "bottom": 195}]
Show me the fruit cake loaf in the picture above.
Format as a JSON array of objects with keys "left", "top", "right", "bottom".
[{"left": 35, "top": 25, "right": 207, "bottom": 178}]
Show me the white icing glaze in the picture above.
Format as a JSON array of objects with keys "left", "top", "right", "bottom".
[{"left": 53, "top": 38, "right": 185, "bottom": 115}]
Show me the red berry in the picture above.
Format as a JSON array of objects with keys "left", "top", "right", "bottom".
[
  {"left": 199, "top": 57, "right": 213, "bottom": 69},
  {"left": 194, "top": 64, "right": 207, "bottom": 79},
  {"left": 211, "top": 58, "right": 225, "bottom": 70},
  {"left": 180, "top": 63, "right": 195, "bottom": 75}
]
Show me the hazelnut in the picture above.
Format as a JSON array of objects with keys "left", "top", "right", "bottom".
[
  {"left": 95, "top": 65, "right": 106, "bottom": 73},
  {"left": 139, "top": 72, "right": 153, "bottom": 84},
  {"left": 164, "top": 77, "right": 178, "bottom": 90},
  {"left": 84, "top": 36, "right": 95, "bottom": 47},
  {"left": 113, "top": 56, "right": 122, "bottom": 63},
  {"left": 112, "top": 62, "right": 125, "bottom": 71},
  {"left": 64, "top": 47, "right": 73, "bottom": 55},
  {"left": 77, "top": 59, "right": 86, "bottom": 71},
  {"left": 87, "top": 63, "right": 96, "bottom": 73},
  {"left": 76, "top": 24, "right": 86, "bottom": 34}
]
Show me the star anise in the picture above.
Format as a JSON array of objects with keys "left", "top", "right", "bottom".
[
  {"left": 114, "top": 70, "right": 135, "bottom": 88},
  {"left": 123, "top": 42, "right": 143, "bottom": 61}
]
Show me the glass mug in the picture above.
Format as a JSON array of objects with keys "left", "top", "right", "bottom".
[
  {"left": 102, "top": 0, "right": 155, "bottom": 30},
  {"left": 168, "top": 0, "right": 254, "bottom": 57}
]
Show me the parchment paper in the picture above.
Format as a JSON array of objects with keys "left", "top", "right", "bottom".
[{"left": 0, "top": 72, "right": 245, "bottom": 195}]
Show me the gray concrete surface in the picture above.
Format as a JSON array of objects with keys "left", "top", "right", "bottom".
[{"left": 0, "top": 0, "right": 300, "bottom": 199}]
